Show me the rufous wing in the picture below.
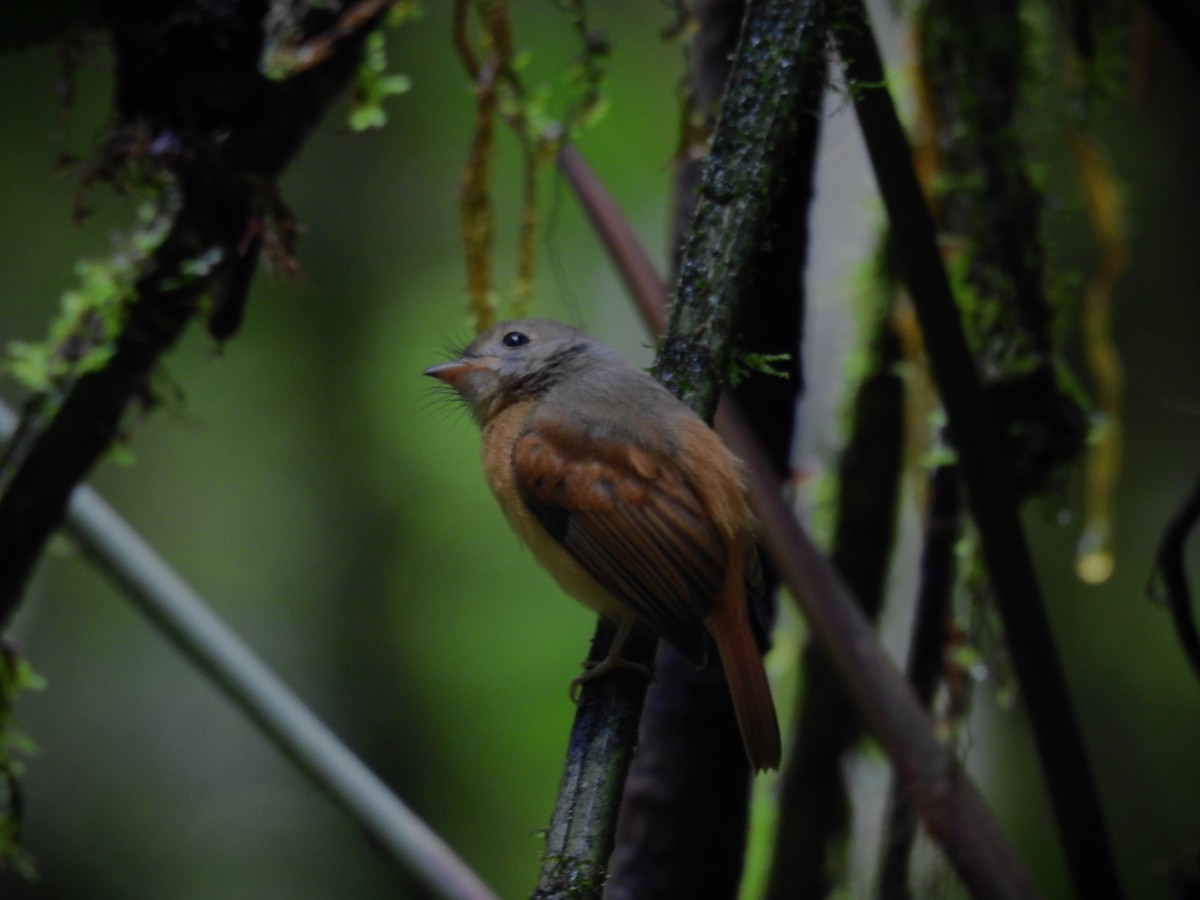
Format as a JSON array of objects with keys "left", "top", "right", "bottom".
[
  {"left": 513, "top": 405, "right": 782, "bottom": 771},
  {"left": 511, "top": 415, "right": 722, "bottom": 665}
]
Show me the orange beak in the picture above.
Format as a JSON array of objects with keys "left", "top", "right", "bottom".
[{"left": 423, "top": 359, "right": 482, "bottom": 388}]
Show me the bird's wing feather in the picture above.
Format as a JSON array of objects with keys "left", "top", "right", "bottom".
[{"left": 512, "top": 414, "right": 724, "bottom": 663}]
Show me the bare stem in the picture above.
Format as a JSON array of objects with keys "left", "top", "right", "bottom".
[{"left": 0, "top": 402, "right": 497, "bottom": 900}]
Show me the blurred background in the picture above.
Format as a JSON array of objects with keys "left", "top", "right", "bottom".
[{"left": 0, "top": 2, "right": 1198, "bottom": 897}]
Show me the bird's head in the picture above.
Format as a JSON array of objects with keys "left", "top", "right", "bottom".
[{"left": 424, "top": 319, "right": 618, "bottom": 424}]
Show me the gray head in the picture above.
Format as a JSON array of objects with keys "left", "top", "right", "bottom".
[{"left": 424, "top": 319, "right": 623, "bottom": 424}]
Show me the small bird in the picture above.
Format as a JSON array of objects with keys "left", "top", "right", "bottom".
[{"left": 425, "top": 319, "right": 781, "bottom": 771}]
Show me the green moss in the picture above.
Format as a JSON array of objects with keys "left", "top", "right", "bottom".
[
  {"left": 5, "top": 194, "right": 175, "bottom": 396},
  {"left": 0, "top": 645, "right": 45, "bottom": 881},
  {"left": 728, "top": 349, "right": 793, "bottom": 388},
  {"left": 349, "top": 28, "right": 413, "bottom": 132}
]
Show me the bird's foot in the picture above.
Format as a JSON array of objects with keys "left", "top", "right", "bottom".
[{"left": 568, "top": 655, "right": 654, "bottom": 703}]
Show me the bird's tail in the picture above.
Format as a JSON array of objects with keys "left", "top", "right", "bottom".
[{"left": 709, "top": 558, "right": 781, "bottom": 772}]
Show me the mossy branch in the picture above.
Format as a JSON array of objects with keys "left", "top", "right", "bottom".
[
  {"left": 0, "top": 1, "right": 386, "bottom": 623},
  {"left": 535, "top": 2, "right": 828, "bottom": 895},
  {"left": 613, "top": 1, "right": 822, "bottom": 891},
  {"left": 453, "top": 0, "right": 608, "bottom": 332},
  {"left": 834, "top": 0, "right": 1123, "bottom": 895},
  {"left": 652, "top": 0, "right": 827, "bottom": 420},
  {"left": 533, "top": 627, "right": 653, "bottom": 899},
  {"left": 558, "top": 16, "right": 1041, "bottom": 897}
]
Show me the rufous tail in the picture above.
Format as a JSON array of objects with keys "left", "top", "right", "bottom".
[{"left": 709, "top": 570, "right": 782, "bottom": 772}]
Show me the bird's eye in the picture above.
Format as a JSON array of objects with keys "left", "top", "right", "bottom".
[{"left": 502, "top": 331, "right": 530, "bottom": 347}]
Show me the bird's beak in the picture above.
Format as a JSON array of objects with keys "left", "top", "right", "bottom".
[{"left": 423, "top": 359, "right": 482, "bottom": 388}]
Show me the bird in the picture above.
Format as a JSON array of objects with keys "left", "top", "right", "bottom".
[{"left": 424, "top": 318, "right": 781, "bottom": 771}]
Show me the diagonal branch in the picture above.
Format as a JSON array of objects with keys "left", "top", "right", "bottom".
[
  {"left": 612, "top": 0, "right": 822, "bottom": 891},
  {"left": 561, "top": 138, "right": 1040, "bottom": 898},
  {"left": 720, "top": 403, "right": 1040, "bottom": 899},
  {"left": 0, "top": 1, "right": 385, "bottom": 622},
  {"left": 0, "top": 402, "right": 497, "bottom": 900}
]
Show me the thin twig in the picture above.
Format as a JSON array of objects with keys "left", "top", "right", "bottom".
[
  {"left": 876, "top": 463, "right": 961, "bottom": 899},
  {"left": 1154, "top": 473, "right": 1200, "bottom": 686},
  {"left": 834, "top": 1, "right": 1122, "bottom": 895},
  {"left": 767, "top": 322, "right": 904, "bottom": 899},
  {"left": 720, "top": 401, "right": 1041, "bottom": 900},
  {"left": 0, "top": 401, "right": 497, "bottom": 900},
  {"left": 557, "top": 145, "right": 666, "bottom": 335}
]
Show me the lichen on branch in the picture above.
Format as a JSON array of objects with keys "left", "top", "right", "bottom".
[{"left": 0, "top": 0, "right": 392, "bottom": 620}]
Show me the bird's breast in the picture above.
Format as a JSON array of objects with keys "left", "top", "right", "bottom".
[{"left": 480, "top": 401, "right": 631, "bottom": 624}]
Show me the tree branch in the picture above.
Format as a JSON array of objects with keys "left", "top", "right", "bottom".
[
  {"left": 560, "top": 137, "right": 1040, "bottom": 900},
  {"left": 1155, "top": 472, "right": 1200, "bottom": 687},
  {"left": 536, "top": 2, "right": 827, "bottom": 895},
  {"left": 834, "top": 1, "right": 1122, "bottom": 895},
  {"left": 875, "top": 462, "right": 962, "bottom": 899},
  {"left": 767, "top": 319, "right": 904, "bottom": 899},
  {"left": 720, "top": 401, "right": 1040, "bottom": 899},
  {"left": 0, "top": 0, "right": 382, "bottom": 621},
  {"left": 0, "top": 401, "right": 497, "bottom": 900},
  {"left": 612, "top": 0, "right": 823, "bottom": 892},
  {"left": 652, "top": 0, "right": 826, "bottom": 418},
  {"left": 532, "top": 626, "right": 654, "bottom": 899}
]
